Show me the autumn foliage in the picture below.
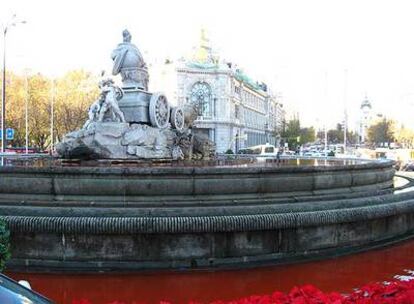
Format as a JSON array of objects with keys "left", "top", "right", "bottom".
[{"left": 3, "top": 70, "right": 99, "bottom": 150}]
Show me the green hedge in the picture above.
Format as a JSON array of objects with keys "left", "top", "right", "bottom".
[{"left": 0, "top": 219, "right": 10, "bottom": 271}]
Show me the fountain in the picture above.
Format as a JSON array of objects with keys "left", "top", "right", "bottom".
[{"left": 1, "top": 31, "right": 414, "bottom": 272}]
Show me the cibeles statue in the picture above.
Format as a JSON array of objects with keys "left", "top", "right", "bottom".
[
  {"left": 56, "top": 29, "right": 215, "bottom": 161},
  {"left": 111, "top": 29, "right": 149, "bottom": 90}
]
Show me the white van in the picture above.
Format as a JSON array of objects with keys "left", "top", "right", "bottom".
[{"left": 249, "top": 144, "right": 278, "bottom": 156}]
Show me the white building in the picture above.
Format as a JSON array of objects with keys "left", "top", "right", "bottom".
[
  {"left": 172, "top": 31, "right": 285, "bottom": 153},
  {"left": 359, "top": 96, "right": 373, "bottom": 144}
]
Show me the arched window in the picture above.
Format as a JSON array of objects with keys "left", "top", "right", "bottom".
[{"left": 190, "top": 82, "right": 212, "bottom": 118}]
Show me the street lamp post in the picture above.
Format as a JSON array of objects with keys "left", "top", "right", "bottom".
[
  {"left": 343, "top": 69, "right": 348, "bottom": 153},
  {"left": 1, "top": 26, "right": 6, "bottom": 153},
  {"left": 50, "top": 80, "right": 55, "bottom": 154},
  {"left": 1, "top": 15, "right": 26, "bottom": 153},
  {"left": 24, "top": 70, "right": 29, "bottom": 154}
]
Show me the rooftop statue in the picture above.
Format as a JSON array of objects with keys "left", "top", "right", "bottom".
[{"left": 111, "top": 29, "right": 149, "bottom": 90}]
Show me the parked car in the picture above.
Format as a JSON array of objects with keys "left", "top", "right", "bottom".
[
  {"left": 282, "top": 150, "right": 295, "bottom": 156},
  {"left": 0, "top": 273, "right": 53, "bottom": 304},
  {"left": 238, "top": 148, "right": 254, "bottom": 154},
  {"left": 402, "top": 161, "right": 414, "bottom": 172}
]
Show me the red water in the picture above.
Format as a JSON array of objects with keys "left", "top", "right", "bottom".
[{"left": 7, "top": 239, "right": 414, "bottom": 304}]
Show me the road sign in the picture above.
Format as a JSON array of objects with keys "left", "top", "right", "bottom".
[
  {"left": 0, "top": 128, "right": 15, "bottom": 141},
  {"left": 6, "top": 128, "right": 14, "bottom": 140}
]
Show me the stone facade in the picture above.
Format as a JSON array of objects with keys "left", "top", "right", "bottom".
[{"left": 174, "top": 65, "right": 285, "bottom": 153}]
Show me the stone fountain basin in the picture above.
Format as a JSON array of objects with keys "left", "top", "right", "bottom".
[{"left": 2, "top": 158, "right": 413, "bottom": 272}]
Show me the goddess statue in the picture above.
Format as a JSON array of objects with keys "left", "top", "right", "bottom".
[{"left": 111, "top": 29, "right": 149, "bottom": 90}]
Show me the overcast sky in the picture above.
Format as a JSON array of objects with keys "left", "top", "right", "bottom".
[{"left": 2, "top": 0, "right": 414, "bottom": 129}]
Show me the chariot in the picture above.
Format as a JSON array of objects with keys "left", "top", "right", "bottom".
[{"left": 118, "top": 88, "right": 184, "bottom": 131}]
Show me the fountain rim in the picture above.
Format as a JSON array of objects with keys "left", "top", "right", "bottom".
[{"left": 0, "top": 157, "right": 395, "bottom": 175}]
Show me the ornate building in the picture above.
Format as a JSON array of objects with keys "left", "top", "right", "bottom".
[
  {"left": 173, "top": 31, "right": 285, "bottom": 153},
  {"left": 359, "top": 96, "right": 373, "bottom": 144}
]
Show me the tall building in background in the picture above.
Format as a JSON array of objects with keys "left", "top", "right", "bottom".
[
  {"left": 359, "top": 96, "right": 373, "bottom": 144},
  {"left": 172, "top": 30, "right": 285, "bottom": 153}
]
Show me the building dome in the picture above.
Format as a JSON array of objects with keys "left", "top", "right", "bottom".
[{"left": 360, "top": 97, "right": 372, "bottom": 110}]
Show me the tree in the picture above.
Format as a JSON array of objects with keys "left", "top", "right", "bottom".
[
  {"left": 395, "top": 125, "right": 414, "bottom": 148},
  {"left": 300, "top": 127, "right": 315, "bottom": 144},
  {"left": 27, "top": 73, "right": 53, "bottom": 150},
  {"left": 4, "top": 71, "right": 26, "bottom": 147},
  {"left": 367, "top": 118, "right": 395, "bottom": 146},
  {"left": 281, "top": 118, "right": 316, "bottom": 149},
  {"left": 4, "top": 72, "right": 52, "bottom": 150},
  {"left": 54, "top": 70, "right": 99, "bottom": 141},
  {"left": 329, "top": 124, "right": 344, "bottom": 143},
  {"left": 317, "top": 123, "right": 358, "bottom": 145},
  {"left": 3, "top": 70, "right": 99, "bottom": 150},
  {"left": 281, "top": 118, "right": 301, "bottom": 150},
  {"left": 347, "top": 130, "right": 358, "bottom": 145}
]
